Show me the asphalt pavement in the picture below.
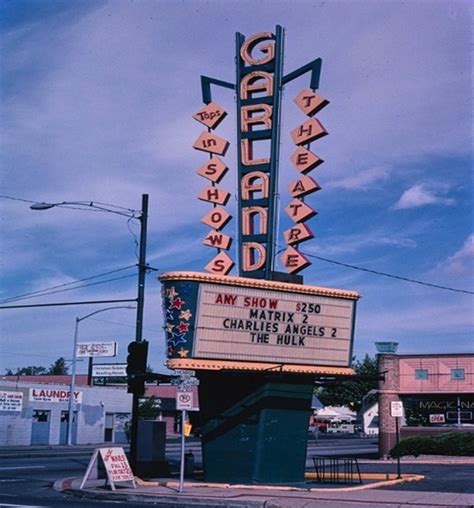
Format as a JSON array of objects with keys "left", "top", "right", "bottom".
[
  {"left": 55, "top": 475, "right": 474, "bottom": 508},
  {"left": 2, "top": 441, "right": 474, "bottom": 507}
]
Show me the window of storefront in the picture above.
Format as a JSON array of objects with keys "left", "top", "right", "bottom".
[
  {"left": 414, "top": 368, "right": 429, "bottom": 380},
  {"left": 402, "top": 395, "right": 474, "bottom": 426},
  {"left": 451, "top": 368, "right": 465, "bottom": 380}
]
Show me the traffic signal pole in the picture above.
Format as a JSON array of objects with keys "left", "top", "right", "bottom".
[{"left": 129, "top": 194, "right": 149, "bottom": 469}]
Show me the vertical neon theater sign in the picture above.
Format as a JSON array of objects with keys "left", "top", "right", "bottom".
[{"left": 193, "top": 26, "right": 328, "bottom": 281}]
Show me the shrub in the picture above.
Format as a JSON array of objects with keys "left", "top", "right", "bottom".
[{"left": 390, "top": 432, "right": 474, "bottom": 457}]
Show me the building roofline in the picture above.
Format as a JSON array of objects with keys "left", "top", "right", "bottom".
[{"left": 392, "top": 353, "right": 474, "bottom": 358}]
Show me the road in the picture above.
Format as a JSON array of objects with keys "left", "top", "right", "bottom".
[
  {"left": 0, "top": 438, "right": 473, "bottom": 507},
  {"left": 0, "top": 458, "right": 147, "bottom": 507}
]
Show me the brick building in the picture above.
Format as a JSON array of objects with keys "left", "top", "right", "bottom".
[{"left": 378, "top": 352, "right": 474, "bottom": 457}]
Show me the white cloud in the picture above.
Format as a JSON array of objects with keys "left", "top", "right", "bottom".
[
  {"left": 437, "top": 234, "right": 474, "bottom": 277},
  {"left": 326, "top": 166, "right": 392, "bottom": 190},
  {"left": 304, "top": 231, "right": 416, "bottom": 257},
  {"left": 393, "top": 184, "right": 455, "bottom": 209}
]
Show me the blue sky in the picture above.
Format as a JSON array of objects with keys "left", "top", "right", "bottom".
[{"left": 1, "top": 0, "right": 472, "bottom": 375}]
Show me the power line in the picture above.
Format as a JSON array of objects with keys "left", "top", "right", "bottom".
[
  {"left": 1, "top": 266, "right": 158, "bottom": 306},
  {"left": 0, "top": 274, "right": 137, "bottom": 305},
  {"left": 0, "top": 298, "right": 137, "bottom": 310},
  {"left": 306, "top": 254, "right": 474, "bottom": 295},
  {"left": 89, "top": 316, "right": 160, "bottom": 334},
  {"left": 0, "top": 265, "right": 137, "bottom": 304}
]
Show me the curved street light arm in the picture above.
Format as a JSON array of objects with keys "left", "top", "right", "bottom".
[
  {"left": 30, "top": 201, "right": 141, "bottom": 220},
  {"left": 77, "top": 305, "right": 136, "bottom": 323}
]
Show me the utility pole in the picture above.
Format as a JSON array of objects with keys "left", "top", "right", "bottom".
[{"left": 129, "top": 193, "right": 149, "bottom": 468}]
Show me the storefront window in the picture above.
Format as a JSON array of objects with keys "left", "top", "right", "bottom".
[
  {"left": 403, "top": 395, "right": 474, "bottom": 426},
  {"left": 414, "top": 368, "right": 428, "bottom": 380},
  {"left": 451, "top": 368, "right": 465, "bottom": 380},
  {"left": 32, "top": 410, "right": 49, "bottom": 422}
]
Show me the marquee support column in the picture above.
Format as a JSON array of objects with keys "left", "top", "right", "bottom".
[{"left": 198, "top": 371, "right": 314, "bottom": 483}]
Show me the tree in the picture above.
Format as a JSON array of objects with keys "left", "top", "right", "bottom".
[
  {"left": 6, "top": 365, "right": 47, "bottom": 375},
  {"left": 316, "top": 354, "right": 379, "bottom": 412},
  {"left": 138, "top": 396, "right": 161, "bottom": 419},
  {"left": 48, "top": 357, "right": 69, "bottom": 375}
]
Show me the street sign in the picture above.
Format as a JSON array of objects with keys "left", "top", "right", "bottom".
[
  {"left": 92, "top": 364, "right": 127, "bottom": 377},
  {"left": 175, "top": 369, "right": 196, "bottom": 376},
  {"left": 176, "top": 391, "right": 194, "bottom": 410},
  {"left": 76, "top": 341, "right": 117, "bottom": 358},
  {"left": 172, "top": 371, "right": 200, "bottom": 391},
  {"left": 390, "top": 401, "right": 403, "bottom": 418}
]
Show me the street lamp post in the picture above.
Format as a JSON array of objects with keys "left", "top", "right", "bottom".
[
  {"left": 67, "top": 305, "right": 135, "bottom": 446},
  {"left": 31, "top": 194, "right": 149, "bottom": 463}
]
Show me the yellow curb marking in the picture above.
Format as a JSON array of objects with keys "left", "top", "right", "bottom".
[{"left": 134, "top": 473, "right": 425, "bottom": 492}]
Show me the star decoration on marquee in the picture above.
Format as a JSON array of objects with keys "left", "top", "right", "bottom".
[
  {"left": 166, "top": 286, "right": 178, "bottom": 300},
  {"left": 179, "top": 309, "right": 192, "bottom": 321},
  {"left": 169, "top": 297, "right": 184, "bottom": 310},
  {"left": 169, "top": 333, "right": 186, "bottom": 348},
  {"left": 164, "top": 285, "right": 193, "bottom": 357},
  {"left": 177, "top": 348, "right": 189, "bottom": 358},
  {"left": 177, "top": 321, "right": 190, "bottom": 334}
]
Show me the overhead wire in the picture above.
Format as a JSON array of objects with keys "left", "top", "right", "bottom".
[
  {"left": 2, "top": 195, "right": 471, "bottom": 296},
  {"left": 0, "top": 265, "right": 137, "bottom": 304},
  {"left": 305, "top": 254, "right": 474, "bottom": 295},
  {"left": 0, "top": 274, "right": 137, "bottom": 305}
]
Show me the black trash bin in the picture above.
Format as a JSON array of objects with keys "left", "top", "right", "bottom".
[
  {"left": 135, "top": 420, "right": 170, "bottom": 478},
  {"left": 184, "top": 451, "right": 194, "bottom": 478}
]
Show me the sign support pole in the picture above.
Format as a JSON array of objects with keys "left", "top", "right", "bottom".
[
  {"left": 179, "top": 409, "right": 186, "bottom": 493},
  {"left": 395, "top": 415, "right": 401, "bottom": 479}
]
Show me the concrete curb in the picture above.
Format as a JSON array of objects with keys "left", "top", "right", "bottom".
[{"left": 53, "top": 475, "right": 474, "bottom": 508}]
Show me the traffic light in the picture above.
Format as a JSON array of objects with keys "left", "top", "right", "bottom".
[{"left": 126, "top": 340, "right": 148, "bottom": 395}]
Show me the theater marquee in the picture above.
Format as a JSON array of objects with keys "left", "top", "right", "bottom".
[{"left": 160, "top": 272, "right": 359, "bottom": 373}]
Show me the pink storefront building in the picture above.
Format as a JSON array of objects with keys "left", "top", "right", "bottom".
[{"left": 377, "top": 351, "right": 474, "bottom": 457}]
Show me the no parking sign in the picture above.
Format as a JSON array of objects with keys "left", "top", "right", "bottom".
[{"left": 176, "top": 391, "right": 194, "bottom": 410}]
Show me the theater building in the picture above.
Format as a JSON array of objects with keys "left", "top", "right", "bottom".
[{"left": 378, "top": 352, "right": 474, "bottom": 457}]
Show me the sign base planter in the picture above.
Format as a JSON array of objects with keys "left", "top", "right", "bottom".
[{"left": 198, "top": 371, "right": 313, "bottom": 484}]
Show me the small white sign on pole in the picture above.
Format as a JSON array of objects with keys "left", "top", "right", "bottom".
[
  {"left": 176, "top": 391, "right": 194, "bottom": 411},
  {"left": 390, "top": 401, "right": 403, "bottom": 418},
  {"left": 80, "top": 447, "right": 136, "bottom": 491},
  {"left": 92, "top": 364, "right": 127, "bottom": 377},
  {"left": 76, "top": 341, "right": 117, "bottom": 358}
]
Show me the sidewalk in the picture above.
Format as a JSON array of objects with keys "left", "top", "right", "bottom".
[{"left": 55, "top": 475, "right": 474, "bottom": 508}]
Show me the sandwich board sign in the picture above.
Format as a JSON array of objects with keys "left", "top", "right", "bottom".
[{"left": 80, "top": 447, "right": 136, "bottom": 491}]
